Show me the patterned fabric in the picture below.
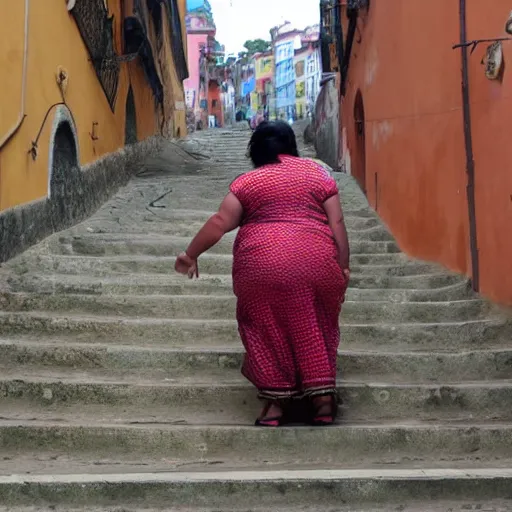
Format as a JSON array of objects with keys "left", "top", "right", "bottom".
[
  {"left": 230, "top": 155, "right": 348, "bottom": 399},
  {"left": 305, "top": 158, "right": 334, "bottom": 175}
]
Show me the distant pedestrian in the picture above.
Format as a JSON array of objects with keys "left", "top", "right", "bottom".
[
  {"left": 249, "top": 109, "right": 264, "bottom": 131},
  {"left": 175, "top": 121, "right": 350, "bottom": 427}
]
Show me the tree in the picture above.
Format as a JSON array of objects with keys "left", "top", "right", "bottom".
[{"left": 242, "top": 39, "right": 271, "bottom": 56}]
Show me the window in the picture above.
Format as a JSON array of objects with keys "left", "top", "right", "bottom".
[{"left": 212, "top": 99, "right": 218, "bottom": 108}]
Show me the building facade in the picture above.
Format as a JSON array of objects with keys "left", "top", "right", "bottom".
[
  {"left": 0, "top": 0, "right": 188, "bottom": 261},
  {"left": 334, "top": 0, "right": 512, "bottom": 305},
  {"left": 184, "top": 0, "right": 216, "bottom": 128},
  {"left": 273, "top": 29, "right": 300, "bottom": 120},
  {"left": 305, "top": 47, "right": 322, "bottom": 116},
  {"left": 294, "top": 48, "right": 308, "bottom": 119},
  {"left": 254, "top": 52, "right": 274, "bottom": 115}
]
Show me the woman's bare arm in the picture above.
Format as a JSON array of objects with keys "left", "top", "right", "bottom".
[
  {"left": 323, "top": 193, "right": 350, "bottom": 270},
  {"left": 185, "top": 192, "right": 243, "bottom": 260}
]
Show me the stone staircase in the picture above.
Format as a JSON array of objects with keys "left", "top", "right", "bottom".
[{"left": 0, "top": 127, "right": 512, "bottom": 511}]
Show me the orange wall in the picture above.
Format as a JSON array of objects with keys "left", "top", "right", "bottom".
[
  {"left": 208, "top": 81, "right": 223, "bottom": 126},
  {"left": 466, "top": 3, "right": 512, "bottom": 304},
  {"left": 0, "top": 0, "right": 187, "bottom": 213},
  {"left": 341, "top": 0, "right": 512, "bottom": 305}
]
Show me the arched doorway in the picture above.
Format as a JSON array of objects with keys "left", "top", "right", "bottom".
[
  {"left": 353, "top": 90, "right": 366, "bottom": 194},
  {"left": 125, "top": 87, "right": 137, "bottom": 145},
  {"left": 50, "top": 121, "right": 79, "bottom": 225}
]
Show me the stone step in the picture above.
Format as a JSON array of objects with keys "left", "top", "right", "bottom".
[
  {"left": 73, "top": 209, "right": 382, "bottom": 230},
  {"left": 89, "top": 202, "right": 375, "bottom": 226},
  {"left": 2, "top": 368, "right": 512, "bottom": 422},
  {"left": 0, "top": 313, "right": 507, "bottom": 349},
  {"left": 0, "top": 293, "right": 491, "bottom": 323},
  {"left": 63, "top": 208, "right": 382, "bottom": 229},
  {"left": 48, "top": 234, "right": 400, "bottom": 257},
  {"left": 2, "top": 421, "right": 512, "bottom": 468},
  {"left": 349, "top": 273, "right": 466, "bottom": 289},
  {"left": 1, "top": 340, "right": 511, "bottom": 381},
  {"left": 7, "top": 273, "right": 473, "bottom": 301},
  {"left": 11, "top": 254, "right": 442, "bottom": 278},
  {"left": 47, "top": 222, "right": 393, "bottom": 240},
  {"left": 2, "top": 504, "right": 512, "bottom": 512},
  {"left": 0, "top": 469, "right": 512, "bottom": 509}
]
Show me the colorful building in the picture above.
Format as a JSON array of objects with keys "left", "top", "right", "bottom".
[
  {"left": 184, "top": 0, "right": 216, "bottom": 128},
  {"left": 305, "top": 48, "right": 322, "bottom": 115},
  {"left": 335, "top": 0, "right": 512, "bottom": 305},
  {"left": 300, "top": 25, "right": 322, "bottom": 116},
  {"left": 272, "top": 26, "right": 301, "bottom": 120},
  {"left": 0, "top": 0, "right": 188, "bottom": 260},
  {"left": 254, "top": 51, "right": 274, "bottom": 114},
  {"left": 239, "top": 61, "right": 257, "bottom": 118},
  {"left": 294, "top": 48, "right": 308, "bottom": 118}
]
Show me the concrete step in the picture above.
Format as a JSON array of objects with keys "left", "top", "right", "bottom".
[
  {"left": 87, "top": 206, "right": 380, "bottom": 223},
  {"left": 47, "top": 234, "right": 400, "bottom": 258},
  {"left": 0, "top": 469, "right": 512, "bottom": 509},
  {"left": 2, "top": 504, "right": 512, "bottom": 512},
  {"left": 11, "top": 254, "right": 443, "bottom": 278},
  {"left": 65, "top": 208, "right": 382, "bottom": 230},
  {"left": 0, "top": 293, "right": 491, "bottom": 323},
  {"left": 2, "top": 421, "right": 512, "bottom": 468},
  {"left": 0, "top": 313, "right": 508, "bottom": 349},
  {"left": 2, "top": 368, "right": 512, "bottom": 422},
  {"left": 349, "top": 273, "right": 466, "bottom": 289},
  {"left": 7, "top": 273, "right": 473, "bottom": 301},
  {"left": 73, "top": 214, "right": 383, "bottom": 236},
  {"left": 38, "top": 222, "right": 393, "bottom": 239},
  {"left": 1, "top": 340, "right": 511, "bottom": 381}
]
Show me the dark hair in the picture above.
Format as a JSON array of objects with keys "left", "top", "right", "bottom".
[{"left": 247, "top": 121, "right": 299, "bottom": 168}]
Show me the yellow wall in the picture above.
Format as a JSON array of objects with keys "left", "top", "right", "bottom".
[
  {"left": 255, "top": 54, "right": 273, "bottom": 82},
  {"left": 0, "top": 0, "right": 186, "bottom": 212}
]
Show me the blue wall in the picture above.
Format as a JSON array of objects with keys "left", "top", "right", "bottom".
[{"left": 274, "top": 40, "right": 296, "bottom": 110}]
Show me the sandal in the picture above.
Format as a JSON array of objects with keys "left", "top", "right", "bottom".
[
  {"left": 310, "top": 394, "right": 338, "bottom": 426},
  {"left": 255, "top": 400, "right": 284, "bottom": 427}
]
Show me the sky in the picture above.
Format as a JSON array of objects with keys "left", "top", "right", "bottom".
[{"left": 207, "top": 0, "right": 320, "bottom": 54}]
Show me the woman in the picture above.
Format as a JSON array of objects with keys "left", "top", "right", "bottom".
[
  {"left": 250, "top": 109, "right": 264, "bottom": 131},
  {"left": 175, "top": 121, "right": 350, "bottom": 427}
]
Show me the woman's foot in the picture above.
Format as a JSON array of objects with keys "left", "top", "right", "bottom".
[
  {"left": 310, "top": 395, "right": 338, "bottom": 426},
  {"left": 255, "top": 400, "right": 284, "bottom": 427}
]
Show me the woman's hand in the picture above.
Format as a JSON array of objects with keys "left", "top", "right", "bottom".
[
  {"left": 342, "top": 268, "right": 350, "bottom": 281},
  {"left": 175, "top": 252, "right": 199, "bottom": 279}
]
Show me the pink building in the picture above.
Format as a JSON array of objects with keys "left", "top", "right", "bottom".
[
  {"left": 184, "top": 3, "right": 216, "bottom": 127},
  {"left": 184, "top": 33, "right": 210, "bottom": 113}
]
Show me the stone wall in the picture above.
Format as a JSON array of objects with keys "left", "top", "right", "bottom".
[
  {"left": 313, "top": 76, "right": 340, "bottom": 170},
  {"left": 0, "top": 137, "right": 163, "bottom": 263}
]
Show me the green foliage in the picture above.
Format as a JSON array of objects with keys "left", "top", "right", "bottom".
[{"left": 243, "top": 39, "right": 271, "bottom": 56}]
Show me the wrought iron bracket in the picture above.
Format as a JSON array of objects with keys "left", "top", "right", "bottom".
[{"left": 453, "top": 37, "right": 512, "bottom": 53}]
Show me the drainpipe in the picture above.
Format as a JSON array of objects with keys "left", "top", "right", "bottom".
[
  {"left": 0, "top": 0, "right": 30, "bottom": 149},
  {"left": 458, "top": 0, "right": 480, "bottom": 292}
]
